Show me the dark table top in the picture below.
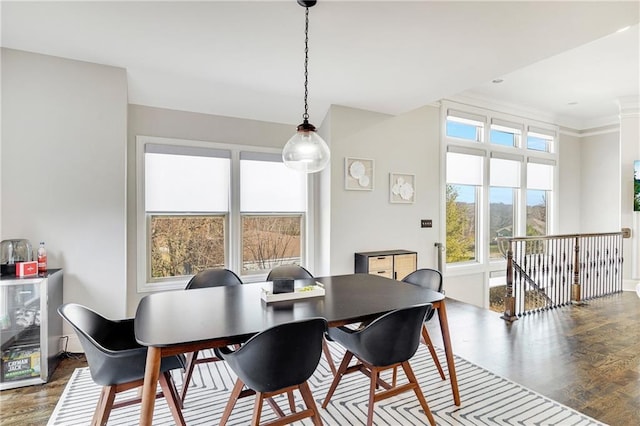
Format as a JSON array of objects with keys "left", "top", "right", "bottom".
[{"left": 135, "top": 273, "right": 444, "bottom": 348}]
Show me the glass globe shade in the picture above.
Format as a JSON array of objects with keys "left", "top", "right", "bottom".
[{"left": 282, "top": 127, "right": 330, "bottom": 173}]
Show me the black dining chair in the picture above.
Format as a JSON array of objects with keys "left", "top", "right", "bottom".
[
  {"left": 181, "top": 268, "right": 243, "bottom": 402},
  {"left": 265, "top": 264, "right": 314, "bottom": 281},
  {"left": 214, "top": 318, "right": 327, "bottom": 426},
  {"left": 321, "top": 303, "right": 436, "bottom": 426},
  {"left": 57, "top": 303, "right": 186, "bottom": 426},
  {"left": 266, "top": 264, "right": 337, "bottom": 377},
  {"left": 402, "top": 268, "right": 447, "bottom": 381}
]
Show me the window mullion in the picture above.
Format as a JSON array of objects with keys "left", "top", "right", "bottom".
[{"left": 229, "top": 150, "right": 242, "bottom": 273}]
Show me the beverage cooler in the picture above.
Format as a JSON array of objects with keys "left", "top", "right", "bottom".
[{"left": 0, "top": 270, "right": 63, "bottom": 390}]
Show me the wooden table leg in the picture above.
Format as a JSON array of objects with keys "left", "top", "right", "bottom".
[
  {"left": 140, "top": 346, "right": 162, "bottom": 425},
  {"left": 436, "top": 300, "right": 461, "bottom": 406}
]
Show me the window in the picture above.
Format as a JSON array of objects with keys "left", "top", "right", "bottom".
[
  {"left": 527, "top": 126, "right": 555, "bottom": 153},
  {"left": 446, "top": 110, "right": 485, "bottom": 142},
  {"left": 490, "top": 119, "right": 522, "bottom": 148},
  {"left": 446, "top": 184, "right": 478, "bottom": 263},
  {"left": 526, "top": 162, "right": 553, "bottom": 236},
  {"left": 442, "top": 102, "right": 557, "bottom": 268},
  {"left": 144, "top": 146, "right": 230, "bottom": 281},
  {"left": 240, "top": 153, "right": 306, "bottom": 276},
  {"left": 137, "top": 137, "right": 310, "bottom": 291},
  {"left": 489, "top": 157, "right": 520, "bottom": 260},
  {"left": 446, "top": 151, "right": 483, "bottom": 263}
]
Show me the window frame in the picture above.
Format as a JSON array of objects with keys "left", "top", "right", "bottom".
[
  {"left": 136, "top": 135, "right": 315, "bottom": 292},
  {"left": 441, "top": 102, "right": 558, "bottom": 275}
]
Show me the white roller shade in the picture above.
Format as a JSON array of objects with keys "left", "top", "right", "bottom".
[
  {"left": 241, "top": 158, "right": 306, "bottom": 212},
  {"left": 447, "top": 152, "right": 483, "bottom": 185},
  {"left": 527, "top": 162, "right": 553, "bottom": 190},
  {"left": 145, "top": 153, "right": 230, "bottom": 212},
  {"left": 490, "top": 158, "right": 521, "bottom": 188}
]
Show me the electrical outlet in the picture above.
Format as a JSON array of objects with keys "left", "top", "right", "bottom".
[{"left": 421, "top": 219, "right": 432, "bottom": 228}]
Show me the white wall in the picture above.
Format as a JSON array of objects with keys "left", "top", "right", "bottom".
[
  {"left": 579, "top": 130, "right": 620, "bottom": 232},
  {"left": 1, "top": 49, "right": 128, "bottom": 322},
  {"left": 619, "top": 97, "right": 640, "bottom": 287},
  {"left": 557, "top": 132, "right": 581, "bottom": 234},
  {"left": 326, "top": 105, "right": 442, "bottom": 275}
]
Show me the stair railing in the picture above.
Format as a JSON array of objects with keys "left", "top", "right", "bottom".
[{"left": 498, "top": 232, "right": 623, "bottom": 321}]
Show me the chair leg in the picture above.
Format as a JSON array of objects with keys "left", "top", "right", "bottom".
[
  {"left": 401, "top": 361, "right": 436, "bottom": 426},
  {"left": 321, "top": 351, "right": 353, "bottom": 408},
  {"left": 251, "top": 391, "right": 265, "bottom": 426},
  {"left": 287, "top": 390, "right": 296, "bottom": 413},
  {"left": 391, "top": 365, "right": 398, "bottom": 387},
  {"left": 220, "top": 378, "right": 245, "bottom": 426},
  {"left": 180, "top": 350, "right": 199, "bottom": 402},
  {"left": 366, "top": 367, "right": 379, "bottom": 426},
  {"left": 91, "top": 386, "right": 116, "bottom": 426},
  {"left": 299, "top": 381, "right": 323, "bottom": 426},
  {"left": 322, "top": 338, "right": 337, "bottom": 376},
  {"left": 422, "top": 325, "right": 446, "bottom": 380},
  {"left": 159, "top": 371, "right": 186, "bottom": 426}
]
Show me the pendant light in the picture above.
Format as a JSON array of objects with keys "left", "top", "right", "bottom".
[{"left": 282, "top": 0, "right": 330, "bottom": 173}]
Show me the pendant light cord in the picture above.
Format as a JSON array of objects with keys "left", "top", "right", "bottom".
[{"left": 303, "top": 7, "right": 310, "bottom": 122}]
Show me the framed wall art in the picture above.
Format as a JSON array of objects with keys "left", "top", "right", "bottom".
[
  {"left": 389, "top": 172, "right": 415, "bottom": 203},
  {"left": 345, "top": 157, "right": 374, "bottom": 191}
]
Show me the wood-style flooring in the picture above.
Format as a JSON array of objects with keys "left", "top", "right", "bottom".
[
  {"left": 1, "top": 291, "right": 638, "bottom": 426},
  {"left": 427, "top": 291, "right": 640, "bottom": 426}
]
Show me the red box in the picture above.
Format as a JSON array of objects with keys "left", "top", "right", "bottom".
[{"left": 15, "top": 261, "right": 38, "bottom": 277}]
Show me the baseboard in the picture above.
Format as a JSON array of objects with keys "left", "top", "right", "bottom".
[
  {"left": 61, "top": 334, "right": 84, "bottom": 354},
  {"left": 623, "top": 279, "right": 639, "bottom": 292}
]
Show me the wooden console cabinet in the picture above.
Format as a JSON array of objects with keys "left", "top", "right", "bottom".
[{"left": 354, "top": 250, "right": 417, "bottom": 281}]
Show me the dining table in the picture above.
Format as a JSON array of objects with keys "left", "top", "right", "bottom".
[{"left": 134, "top": 273, "right": 460, "bottom": 425}]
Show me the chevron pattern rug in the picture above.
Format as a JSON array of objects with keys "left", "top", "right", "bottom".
[{"left": 49, "top": 342, "right": 603, "bottom": 425}]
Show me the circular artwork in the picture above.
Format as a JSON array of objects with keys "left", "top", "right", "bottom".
[{"left": 349, "top": 161, "right": 366, "bottom": 179}]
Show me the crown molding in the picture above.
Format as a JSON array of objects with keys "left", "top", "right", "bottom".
[
  {"left": 452, "top": 91, "right": 625, "bottom": 131},
  {"left": 447, "top": 93, "right": 563, "bottom": 126},
  {"left": 560, "top": 124, "right": 620, "bottom": 138},
  {"left": 618, "top": 96, "right": 640, "bottom": 116}
]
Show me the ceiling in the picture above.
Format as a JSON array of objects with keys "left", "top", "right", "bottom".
[{"left": 2, "top": 1, "right": 639, "bottom": 130}]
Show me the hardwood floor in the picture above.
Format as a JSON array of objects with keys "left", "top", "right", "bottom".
[
  {"left": 1, "top": 291, "right": 638, "bottom": 425},
  {"left": 426, "top": 291, "right": 640, "bottom": 426}
]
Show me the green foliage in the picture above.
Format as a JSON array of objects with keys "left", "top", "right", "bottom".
[
  {"left": 445, "top": 184, "right": 476, "bottom": 263},
  {"left": 635, "top": 178, "right": 640, "bottom": 211}
]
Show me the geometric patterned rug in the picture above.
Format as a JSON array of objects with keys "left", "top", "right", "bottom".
[{"left": 48, "top": 342, "right": 605, "bottom": 425}]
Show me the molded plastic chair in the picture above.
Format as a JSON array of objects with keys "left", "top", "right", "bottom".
[
  {"left": 185, "top": 268, "right": 243, "bottom": 290},
  {"left": 321, "top": 304, "right": 436, "bottom": 426},
  {"left": 402, "top": 268, "right": 447, "bottom": 380},
  {"left": 181, "top": 268, "right": 243, "bottom": 402},
  {"left": 266, "top": 264, "right": 337, "bottom": 377},
  {"left": 57, "top": 303, "right": 185, "bottom": 426},
  {"left": 214, "top": 318, "right": 327, "bottom": 426},
  {"left": 265, "top": 264, "right": 314, "bottom": 281}
]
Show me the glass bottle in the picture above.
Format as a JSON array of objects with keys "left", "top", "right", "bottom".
[{"left": 37, "top": 242, "right": 47, "bottom": 273}]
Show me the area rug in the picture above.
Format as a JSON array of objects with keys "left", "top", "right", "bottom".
[{"left": 49, "top": 343, "right": 604, "bottom": 425}]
